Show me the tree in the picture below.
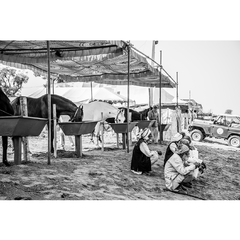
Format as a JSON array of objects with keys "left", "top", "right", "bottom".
[
  {"left": 225, "top": 109, "right": 233, "bottom": 114},
  {"left": 0, "top": 67, "right": 29, "bottom": 97}
]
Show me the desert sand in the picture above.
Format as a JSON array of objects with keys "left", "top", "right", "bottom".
[{"left": 0, "top": 128, "right": 240, "bottom": 200}]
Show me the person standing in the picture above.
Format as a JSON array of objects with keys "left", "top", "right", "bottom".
[{"left": 148, "top": 105, "right": 160, "bottom": 144}]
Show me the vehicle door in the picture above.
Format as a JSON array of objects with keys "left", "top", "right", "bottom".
[{"left": 211, "top": 116, "right": 229, "bottom": 138}]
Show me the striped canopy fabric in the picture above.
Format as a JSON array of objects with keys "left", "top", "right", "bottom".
[{"left": 0, "top": 40, "right": 176, "bottom": 88}]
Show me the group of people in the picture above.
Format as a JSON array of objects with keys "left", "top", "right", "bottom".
[{"left": 130, "top": 128, "right": 206, "bottom": 193}]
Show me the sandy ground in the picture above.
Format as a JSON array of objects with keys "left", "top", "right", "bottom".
[{"left": 0, "top": 128, "right": 240, "bottom": 200}]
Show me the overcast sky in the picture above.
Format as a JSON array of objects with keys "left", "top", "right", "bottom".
[{"left": 131, "top": 40, "right": 240, "bottom": 115}]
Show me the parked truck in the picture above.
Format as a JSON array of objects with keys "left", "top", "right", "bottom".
[{"left": 188, "top": 114, "right": 240, "bottom": 148}]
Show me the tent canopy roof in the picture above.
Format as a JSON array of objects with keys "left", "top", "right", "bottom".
[{"left": 0, "top": 40, "right": 176, "bottom": 88}]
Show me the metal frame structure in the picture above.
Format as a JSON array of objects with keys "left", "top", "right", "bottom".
[{"left": 0, "top": 40, "right": 177, "bottom": 160}]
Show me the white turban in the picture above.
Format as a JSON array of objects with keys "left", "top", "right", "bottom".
[{"left": 141, "top": 128, "right": 152, "bottom": 140}]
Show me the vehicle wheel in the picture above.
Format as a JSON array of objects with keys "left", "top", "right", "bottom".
[
  {"left": 190, "top": 129, "right": 204, "bottom": 142},
  {"left": 228, "top": 135, "right": 240, "bottom": 148}
]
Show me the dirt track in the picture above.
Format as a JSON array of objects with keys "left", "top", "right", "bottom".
[{"left": 0, "top": 131, "right": 240, "bottom": 200}]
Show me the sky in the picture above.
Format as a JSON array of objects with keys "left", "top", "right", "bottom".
[{"left": 131, "top": 40, "right": 240, "bottom": 115}]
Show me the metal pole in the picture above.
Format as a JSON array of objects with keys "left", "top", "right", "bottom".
[
  {"left": 53, "top": 104, "right": 57, "bottom": 158},
  {"left": 47, "top": 41, "right": 51, "bottom": 165},
  {"left": 52, "top": 78, "right": 54, "bottom": 95},
  {"left": 91, "top": 82, "right": 93, "bottom": 101},
  {"left": 176, "top": 72, "right": 179, "bottom": 108},
  {"left": 127, "top": 43, "right": 130, "bottom": 153},
  {"left": 159, "top": 50, "right": 162, "bottom": 143},
  {"left": 149, "top": 40, "right": 155, "bottom": 107}
]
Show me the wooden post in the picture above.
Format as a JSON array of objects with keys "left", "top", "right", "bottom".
[
  {"left": 101, "top": 112, "right": 104, "bottom": 152},
  {"left": 75, "top": 135, "right": 82, "bottom": 157},
  {"left": 20, "top": 96, "right": 29, "bottom": 161},
  {"left": 53, "top": 104, "right": 57, "bottom": 158},
  {"left": 116, "top": 133, "right": 119, "bottom": 148},
  {"left": 13, "top": 137, "right": 22, "bottom": 165}
]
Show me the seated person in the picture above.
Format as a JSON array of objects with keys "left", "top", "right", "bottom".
[
  {"left": 180, "top": 135, "right": 206, "bottom": 177},
  {"left": 131, "top": 128, "right": 162, "bottom": 175},
  {"left": 164, "top": 144, "right": 200, "bottom": 192},
  {"left": 180, "top": 132, "right": 195, "bottom": 149},
  {"left": 163, "top": 132, "right": 183, "bottom": 167}
]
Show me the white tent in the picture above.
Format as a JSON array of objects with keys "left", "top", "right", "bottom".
[
  {"left": 108, "top": 85, "right": 174, "bottom": 105},
  {"left": 19, "top": 86, "right": 134, "bottom": 105},
  {"left": 21, "top": 87, "right": 46, "bottom": 98}
]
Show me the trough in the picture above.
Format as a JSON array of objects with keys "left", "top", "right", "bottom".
[
  {"left": 0, "top": 116, "right": 47, "bottom": 137},
  {"left": 110, "top": 122, "right": 138, "bottom": 133},
  {"left": 59, "top": 121, "right": 98, "bottom": 136},
  {"left": 136, "top": 120, "right": 152, "bottom": 130}
]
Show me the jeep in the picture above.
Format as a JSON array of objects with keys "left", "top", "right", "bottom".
[{"left": 188, "top": 114, "right": 240, "bottom": 148}]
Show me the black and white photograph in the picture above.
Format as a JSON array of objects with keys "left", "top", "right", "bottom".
[{"left": 1, "top": 1, "right": 239, "bottom": 240}]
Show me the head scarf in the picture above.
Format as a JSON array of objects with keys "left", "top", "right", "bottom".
[
  {"left": 180, "top": 138, "right": 190, "bottom": 146},
  {"left": 183, "top": 135, "right": 192, "bottom": 144},
  {"left": 171, "top": 133, "right": 183, "bottom": 142},
  {"left": 178, "top": 144, "right": 190, "bottom": 155}
]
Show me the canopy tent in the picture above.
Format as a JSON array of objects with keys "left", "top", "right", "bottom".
[
  {"left": 0, "top": 41, "right": 175, "bottom": 88},
  {"left": 0, "top": 40, "right": 176, "bottom": 161}
]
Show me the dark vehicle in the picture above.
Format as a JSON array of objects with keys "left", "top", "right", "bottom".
[{"left": 188, "top": 114, "right": 240, "bottom": 148}]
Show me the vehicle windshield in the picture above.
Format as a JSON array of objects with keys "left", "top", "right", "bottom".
[{"left": 226, "top": 116, "right": 240, "bottom": 126}]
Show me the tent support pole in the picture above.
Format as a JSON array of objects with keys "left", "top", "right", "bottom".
[
  {"left": 159, "top": 50, "right": 162, "bottom": 143},
  {"left": 176, "top": 72, "right": 179, "bottom": 108},
  {"left": 91, "top": 82, "right": 93, "bottom": 101},
  {"left": 127, "top": 43, "right": 130, "bottom": 153},
  {"left": 47, "top": 41, "right": 51, "bottom": 165}
]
